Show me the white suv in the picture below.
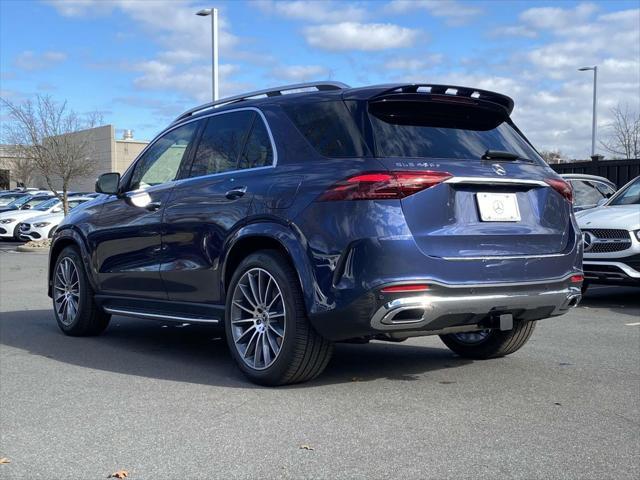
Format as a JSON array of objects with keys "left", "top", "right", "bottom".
[{"left": 576, "top": 176, "right": 640, "bottom": 291}]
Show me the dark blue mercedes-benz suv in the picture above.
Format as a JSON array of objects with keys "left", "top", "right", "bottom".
[{"left": 48, "top": 82, "right": 583, "bottom": 385}]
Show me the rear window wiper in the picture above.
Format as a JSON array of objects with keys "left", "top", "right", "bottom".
[{"left": 482, "top": 149, "right": 534, "bottom": 163}]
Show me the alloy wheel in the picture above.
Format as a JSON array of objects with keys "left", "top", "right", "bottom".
[
  {"left": 230, "top": 267, "right": 286, "bottom": 370},
  {"left": 53, "top": 257, "right": 80, "bottom": 326},
  {"left": 453, "top": 330, "right": 491, "bottom": 344}
]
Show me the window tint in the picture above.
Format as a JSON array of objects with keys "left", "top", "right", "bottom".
[
  {"left": 130, "top": 123, "right": 196, "bottom": 190},
  {"left": 368, "top": 100, "right": 543, "bottom": 162},
  {"left": 189, "top": 111, "right": 255, "bottom": 177},
  {"left": 284, "top": 101, "right": 369, "bottom": 158},
  {"left": 571, "top": 180, "right": 606, "bottom": 207},
  {"left": 238, "top": 117, "right": 274, "bottom": 169},
  {"left": 33, "top": 198, "right": 59, "bottom": 210}
]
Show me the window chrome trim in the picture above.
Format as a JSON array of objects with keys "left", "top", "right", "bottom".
[
  {"left": 444, "top": 177, "right": 548, "bottom": 187},
  {"left": 121, "top": 106, "right": 278, "bottom": 187}
]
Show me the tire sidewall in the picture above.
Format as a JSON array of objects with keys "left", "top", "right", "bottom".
[
  {"left": 224, "top": 251, "right": 302, "bottom": 384},
  {"left": 53, "top": 247, "right": 89, "bottom": 334}
]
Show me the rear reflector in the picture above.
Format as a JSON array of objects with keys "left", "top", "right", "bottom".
[
  {"left": 570, "top": 274, "right": 584, "bottom": 283},
  {"left": 545, "top": 178, "right": 573, "bottom": 203},
  {"left": 318, "top": 171, "right": 452, "bottom": 201},
  {"left": 381, "top": 284, "right": 430, "bottom": 293}
]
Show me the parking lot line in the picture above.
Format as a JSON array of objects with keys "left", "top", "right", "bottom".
[{"left": 625, "top": 322, "right": 640, "bottom": 326}]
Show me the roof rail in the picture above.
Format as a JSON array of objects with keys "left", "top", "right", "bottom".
[
  {"left": 173, "top": 81, "right": 350, "bottom": 123},
  {"left": 369, "top": 84, "right": 515, "bottom": 114}
]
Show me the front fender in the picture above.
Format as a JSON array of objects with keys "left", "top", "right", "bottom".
[
  {"left": 48, "top": 226, "right": 98, "bottom": 297},
  {"left": 222, "top": 221, "right": 320, "bottom": 316}
]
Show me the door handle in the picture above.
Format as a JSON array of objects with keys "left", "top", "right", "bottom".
[
  {"left": 225, "top": 186, "right": 247, "bottom": 200},
  {"left": 145, "top": 201, "right": 162, "bottom": 211}
]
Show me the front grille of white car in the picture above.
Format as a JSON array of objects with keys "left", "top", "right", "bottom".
[{"left": 582, "top": 229, "right": 631, "bottom": 253}]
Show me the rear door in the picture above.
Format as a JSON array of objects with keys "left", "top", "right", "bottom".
[
  {"left": 363, "top": 97, "right": 573, "bottom": 258},
  {"left": 161, "top": 108, "right": 275, "bottom": 304},
  {"left": 93, "top": 122, "right": 197, "bottom": 299}
]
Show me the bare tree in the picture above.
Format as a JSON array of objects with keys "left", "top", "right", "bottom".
[
  {"left": 1, "top": 95, "right": 102, "bottom": 213},
  {"left": 539, "top": 149, "right": 566, "bottom": 164},
  {"left": 600, "top": 103, "right": 640, "bottom": 160}
]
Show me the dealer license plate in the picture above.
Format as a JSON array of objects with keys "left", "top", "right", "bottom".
[{"left": 476, "top": 192, "right": 521, "bottom": 222}]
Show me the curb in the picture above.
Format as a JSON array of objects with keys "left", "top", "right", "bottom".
[{"left": 16, "top": 246, "right": 50, "bottom": 253}]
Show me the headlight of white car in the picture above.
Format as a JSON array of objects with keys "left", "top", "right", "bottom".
[
  {"left": 34, "top": 222, "right": 51, "bottom": 228},
  {"left": 0, "top": 218, "right": 16, "bottom": 224}
]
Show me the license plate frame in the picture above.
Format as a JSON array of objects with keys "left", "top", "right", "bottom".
[{"left": 476, "top": 192, "right": 521, "bottom": 222}]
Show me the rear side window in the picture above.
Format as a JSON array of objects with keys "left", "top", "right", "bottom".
[
  {"left": 284, "top": 101, "right": 369, "bottom": 158},
  {"left": 238, "top": 117, "right": 274, "bottom": 169},
  {"left": 368, "top": 100, "right": 543, "bottom": 162},
  {"left": 189, "top": 111, "right": 255, "bottom": 177},
  {"left": 571, "top": 180, "right": 608, "bottom": 207}
]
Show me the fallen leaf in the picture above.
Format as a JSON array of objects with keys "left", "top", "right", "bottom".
[
  {"left": 0, "top": 458, "right": 10, "bottom": 464},
  {"left": 108, "top": 470, "right": 128, "bottom": 478},
  {"left": 351, "top": 377, "right": 361, "bottom": 382},
  {"left": 439, "top": 381, "right": 456, "bottom": 385},
  {"left": 299, "top": 445, "right": 314, "bottom": 451},
  {"left": 554, "top": 402, "right": 562, "bottom": 406}
]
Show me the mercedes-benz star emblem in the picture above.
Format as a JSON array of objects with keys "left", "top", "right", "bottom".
[
  {"left": 493, "top": 200, "right": 505, "bottom": 215},
  {"left": 492, "top": 164, "right": 506, "bottom": 176},
  {"left": 583, "top": 231, "right": 595, "bottom": 252}
]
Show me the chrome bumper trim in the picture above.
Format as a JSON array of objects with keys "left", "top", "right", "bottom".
[
  {"left": 103, "top": 307, "right": 220, "bottom": 324},
  {"left": 371, "top": 284, "right": 581, "bottom": 331}
]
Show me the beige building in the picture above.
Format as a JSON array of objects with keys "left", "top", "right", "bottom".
[{"left": 0, "top": 125, "right": 148, "bottom": 191}]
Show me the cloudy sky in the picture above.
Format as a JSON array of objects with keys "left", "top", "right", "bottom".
[{"left": 1, "top": 0, "right": 638, "bottom": 159}]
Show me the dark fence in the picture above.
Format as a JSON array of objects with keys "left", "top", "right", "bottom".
[{"left": 550, "top": 158, "right": 640, "bottom": 187}]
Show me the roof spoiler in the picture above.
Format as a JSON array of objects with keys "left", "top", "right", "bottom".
[{"left": 368, "top": 84, "right": 514, "bottom": 115}]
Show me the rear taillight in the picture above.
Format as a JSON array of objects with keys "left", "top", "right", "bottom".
[
  {"left": 545, "top": 178, "right": 573, "bottom": 203},
  {"left": 570, "top": 274, "right": 584, "bottom": 284},
  {"left": 381, "top": 284, "right": 430, "bottom": 293},
  {"left": 318, "top": 171, "right": 452, "bottom": 201}
]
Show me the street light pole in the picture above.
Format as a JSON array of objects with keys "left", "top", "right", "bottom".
[
  {"left": 578, "top": 65, "right": 598, "bottom": 157},
  {"left": 196, "top": 8, "right": 219, "bottom": 101}
]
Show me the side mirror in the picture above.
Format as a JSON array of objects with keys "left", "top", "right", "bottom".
[
  {"left": 21, "top": 204, "right": 32, "bottom": 210},
  {"left": 95, "top": 172, "right": 121, "bottom": 195},
  {"left": 52, "top": 207, "right": 63, "bottom": 213},
  {"left": 596, "top": 198, "right": 607, "bottom": 207}
]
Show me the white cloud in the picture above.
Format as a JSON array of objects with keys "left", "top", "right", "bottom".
[
  {"left": 304, "top": 22, "right": 420, "bottom": 51},
  {"left": 386, "top": 0, "right": 482, "bottom": 26},
  {"left": 385, "top": 54, "right": 443, "bottom": 72},
  {"left": 269, "top": 65, "right": 332, "bottom": 82},
  {"left": 255, "top": 0, "right": 367, "bottom": 23},
  {"left": 14, "top": 51, "right": 67, "bottom": 71}
]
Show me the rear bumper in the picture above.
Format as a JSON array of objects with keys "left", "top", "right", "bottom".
[{"left": 310, "top": 275, "right": 582, "bottom": 341}]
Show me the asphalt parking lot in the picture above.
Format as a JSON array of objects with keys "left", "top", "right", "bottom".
[{"left": 1, "top": 248, "right": 638, "bottom": 479}]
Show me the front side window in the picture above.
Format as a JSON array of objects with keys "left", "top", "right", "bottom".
[
  {"left": 189, "top": 111, "right": 255, "bottom": 177},
  {"left": 130, "top": 122, "right": 197, "bottom": 190}
]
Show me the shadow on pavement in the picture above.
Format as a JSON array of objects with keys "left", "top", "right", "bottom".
[
  {"left": 579, "top": 286, "right": 640, "bottom": 319},
  {"left": 0, "top": 309, "right": 469, "bottom": 388}
]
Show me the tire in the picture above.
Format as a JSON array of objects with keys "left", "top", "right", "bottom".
[
  {"left": 224, "top": 250, "right": 333, "bottom": 386},
  {"left": 581, "top": 281, "right": 589, "bottom": 295},
  {"left": 439, "top": 320, "right": 536, "bottom": 359},
  {"left": 13, "top": 224, "right": 22, "bottom": 241},
  {"left": 52, "top": 246, "right": 110, "bottom": 336}
]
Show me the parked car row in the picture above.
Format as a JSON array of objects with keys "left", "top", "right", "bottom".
[{"left": 0, "top": 195, "right": 96, "bottom": 241}]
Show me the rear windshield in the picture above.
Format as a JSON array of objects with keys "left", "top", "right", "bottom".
[{"left": 368, "top": 100, "right": 543, "bottom": 162}]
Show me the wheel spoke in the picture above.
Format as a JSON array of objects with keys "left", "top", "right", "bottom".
[
  {"left": 266, "top": 330, "right": 279, "bottom": 356},
  {"left": 247, "top": 273, "right": 260, "bottom": 307},
  {"left": 238, "top": 284, "right": 257, "bottom": 309},
  {"left": 232, "top": 301, "right": 255, "bottom": 315},
  {"left": 267, "top": 292, "right": 281, "bottom": 310},
  {"left": 268, "top": 323, "right": 284, "bottom": 338},
  {"left": 235, "top": 325, "right": 256, "bottom": 344},
  {"left": 231, "top": 317, "right": 255, "bottom": 325},
  {"left": 244, "top": 330, "right": 259, "bottom": 359},
  {"left": 261, "top": 333, "right": 271, "bottom": 366}
]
